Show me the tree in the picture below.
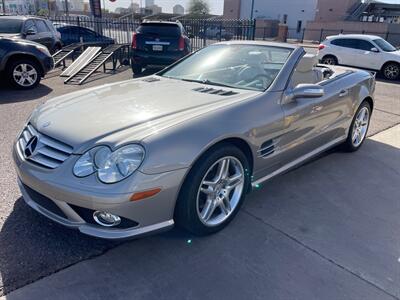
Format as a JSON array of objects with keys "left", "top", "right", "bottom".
[{"left": 188, "top": 0, "right": 210, "bottom": 16}]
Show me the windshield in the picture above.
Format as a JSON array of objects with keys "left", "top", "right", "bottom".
[
  {"left": 0, "top": 18, "right": 23, "bottom": 34},
  {"left": 160, "top": 44, "right": 293, "bottom": 91},
  {"left": 373, "top": 38, "right": 397, "bottom": 52}
]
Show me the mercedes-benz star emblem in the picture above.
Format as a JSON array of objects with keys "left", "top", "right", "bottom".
[{"left": 24, "top": 136, "right": 39, "bottom": 158}]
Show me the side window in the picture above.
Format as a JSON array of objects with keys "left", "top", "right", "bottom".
[
  {"left": 356, "top": 39, "right": 374, "bottom": 51},
  {"left": 35, "top": 20, "right": 49, "bottom": 33},
  {"left": 24, "top": 20, "right": 37, "bottom": 33},
  {"left": 331, "top": 39, "right": 357, "bottom": 49}
]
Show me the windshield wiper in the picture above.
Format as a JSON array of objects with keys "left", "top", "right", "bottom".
[{"left": 180, "top": 78, "right": 237, "bottom": 89}]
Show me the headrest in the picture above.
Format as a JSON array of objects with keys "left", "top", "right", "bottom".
[{"left": 296, "top": 54, "right": 318, "bottom": 73}]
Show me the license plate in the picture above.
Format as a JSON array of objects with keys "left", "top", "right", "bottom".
[{"left": 152, "top": 45, "right": 163, "bottom": 51}]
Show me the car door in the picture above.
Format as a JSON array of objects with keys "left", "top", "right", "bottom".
[
  {"left": 350, "top": 39, "right": 382, "bottom": 70},
  {"left": 279, "top": 74, "right": 353, "bottom": 164},
  {"left": 330, "top": 38, "right": 354, "bottom": 66},
  {"left": 34, "top": 19, "right": 53, "bottom": 50},
  {"left": 23, "top": 20, "right": 40, "bottom": 44}
]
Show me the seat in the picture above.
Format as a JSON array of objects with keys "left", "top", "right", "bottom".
[{"left": 290, "top": 54, "right": 324, "bottom": 87}]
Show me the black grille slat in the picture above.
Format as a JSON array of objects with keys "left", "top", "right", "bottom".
[{"left": 193, "top": 87, "right": 238, "bottom": 96}]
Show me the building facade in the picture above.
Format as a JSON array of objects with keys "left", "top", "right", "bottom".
[
  {"left": 173, "top": 4, "right": 185, "bottom": 15},
  {"left": 2, "top": 0, "right": 35, "bottom": 14},
  {"left": 223, "top": 0, "right": 319, "bottom": 36}
]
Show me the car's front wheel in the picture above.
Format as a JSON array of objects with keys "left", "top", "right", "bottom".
[
  {"left": 175, "top": 144, "right": 250, "bottom": 235},
  {"left": 342, "top": 101, "right": 371, "bottom": 152},
  {"left": 7, "top": 59, "right": 41, "bottom": 90},
  {"left": 382, "top": 62, "right": 400, "bottom": 81}
]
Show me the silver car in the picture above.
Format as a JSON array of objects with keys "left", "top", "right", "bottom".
[{"left": 13, "top": 41, "right": 375, "bottom": 239}]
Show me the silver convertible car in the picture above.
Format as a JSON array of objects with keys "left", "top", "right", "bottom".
[{"left": 13, "top": 41, "right": 375, "bottom": 239}]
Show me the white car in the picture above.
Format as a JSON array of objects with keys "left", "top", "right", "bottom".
[{"left": 318, "top": 34, "right": 400, "bottom": 80}]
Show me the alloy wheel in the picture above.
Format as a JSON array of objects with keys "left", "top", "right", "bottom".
[
  {"left": 13, "top": 64, "right": 38, "bottom": 87},
  {"left": 322, "top": 57, "right": 336, "bottom": 65},
  {"left": 196, "top": 156, "right": 245, "bottom": 227},
  {"left": 384, "top": 64, "right": 400, "bottom": 80},
  {"left": 351, "top": 106, "right": 370, "bottom": 147}
]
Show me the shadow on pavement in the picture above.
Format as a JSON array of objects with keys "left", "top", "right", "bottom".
[
  {"left": 0, "top": 139, "right": 399, "bottom": 299},
  {"left": 0, "top": 84, "right": 53, "bottom": 104}
]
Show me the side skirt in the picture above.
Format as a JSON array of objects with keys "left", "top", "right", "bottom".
[{"left": 251, "top": 136, "right": 346, "bottom": 188}]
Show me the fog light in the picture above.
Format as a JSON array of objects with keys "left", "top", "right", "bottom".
[{"left": 93, "top": 211, "right": 121, "bottom": 227}]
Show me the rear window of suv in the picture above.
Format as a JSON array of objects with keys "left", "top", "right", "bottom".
[
  {"left": 0, "top": 18, "right": 23, "bottom": 34},
  {"left": 137, "top": 23, "right": 181, "bottom": 36}
]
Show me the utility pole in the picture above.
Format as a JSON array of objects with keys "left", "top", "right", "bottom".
[
  {"left": 64, "top": 0, "right": 69, "bottom": 16},
  {"left": 250, "top": 0, "right": 255, "bottom": 19}
]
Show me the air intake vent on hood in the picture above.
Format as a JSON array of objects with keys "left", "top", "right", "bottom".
[
  {"left": 142, "top": 77, "right": 160, "bottom": 82},
  {"left": 193, "top": 87, "right": 238, "bottom": 96}
]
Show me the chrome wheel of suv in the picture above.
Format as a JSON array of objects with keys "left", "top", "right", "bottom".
[{"left": 12, "top": 63, "right": 38, "bottom": 88}]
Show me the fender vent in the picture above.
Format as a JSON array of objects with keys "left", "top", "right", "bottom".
[
  {"left": 142, "top": 77, "right": 160, "bottom": 82},
  {"left": 258, "top": 140, "right": 277, "bottom": 158},
  {"left": 193, "top": 87, "right": 238, "bottom": 96}
]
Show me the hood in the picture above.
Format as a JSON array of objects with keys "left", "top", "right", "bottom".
[{"left": 30, "top": 77, "right": 259, "bottom": 153}]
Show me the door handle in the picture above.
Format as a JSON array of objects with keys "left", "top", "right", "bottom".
[{"left": 339, "top": 90, "right": 349, "bottom": 97}]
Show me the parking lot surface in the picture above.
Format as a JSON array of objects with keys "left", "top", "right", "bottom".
[{"left": 0, "top": 66, "right": 399, "bottom": 298}]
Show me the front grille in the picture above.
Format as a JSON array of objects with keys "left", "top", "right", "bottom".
[
  {"left": 23, "top": 183, "right": 68, "bottom": 219},
  {"left": 18, "top": 123, "right": 73, "bottom": 169}
]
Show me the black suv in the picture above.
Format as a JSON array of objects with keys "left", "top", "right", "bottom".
[
  {"left": 0, "top": 16, "right": 62, "bottom": 53},
  {"left": 131, "top": 20, "right": 191, "bottom": 75},
  {"left": 0, "top": 37, "right": 54, "bottom": 89}
]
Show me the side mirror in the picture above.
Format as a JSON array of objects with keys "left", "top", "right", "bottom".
[
  {"left": 25, "top": 28, "right": 37, "bottom": 35},
  {"left": 370, "top": 47, "right": 379, "bottom": 53},
  {"left": 290, "top": 84, "right": 325, "bottom": 100}
]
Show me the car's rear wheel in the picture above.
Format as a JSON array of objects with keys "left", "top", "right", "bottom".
[
  {"left": 175, "top": 144, "right": 250, "bottom": 235},
  {"left": 7, "top": 59, "right": 41, "bottom": 90},
  {"left": 131, "top": 63, "right": 143, "bottom": 75},
  {"left": 321, "top": 55, "right": 338, "bottom": 65},
  {"left": 382, "top": 62, "right": 400, "bottom": 81},
  {"left": 342, "top": 101, "right": 371, "bottom": 152}
]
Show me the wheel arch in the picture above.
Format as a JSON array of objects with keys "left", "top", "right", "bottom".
[
  {"left": 4, "top": 53, "right": 45, "bottom": 76},
  {"left": 380, "top": 60, "right": 400, "bottom": 72},
  {"left": 322, "top": 54, "right": 338, "bottom": 64}
]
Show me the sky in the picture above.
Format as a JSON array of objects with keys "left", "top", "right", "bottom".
[{"left": 103, "top": 0, "right": 224, "bottom": 14}]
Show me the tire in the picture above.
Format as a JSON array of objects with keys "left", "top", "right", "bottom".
[
  {"left": 342, "top": 101, "right": 372, "bottom": 152},
  {"left": 321, "top": 55, "right": 338, "bottom": 65},
  {"left": 382, "top": 62, "right": 400, "bottom": 81},
  {"left": 7, "top": 59, "right": 41, "bottom": 90},
  {"left": 175, "top": 144, "right": 250, "bottom": 236},
  {"left": 131, "top": 63, "right": 143, "bottom": 75}
]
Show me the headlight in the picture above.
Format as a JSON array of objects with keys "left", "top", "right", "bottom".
[{"left": 73, "top": 145, "right": 145, "bottom": 184}]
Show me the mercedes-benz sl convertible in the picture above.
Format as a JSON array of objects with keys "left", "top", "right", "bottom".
[{"left": 13, "top": 41, "right": 375, "bottom": 239}]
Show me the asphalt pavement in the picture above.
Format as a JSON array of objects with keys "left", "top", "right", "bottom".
[{"left": 0, "top": 65, "right": 399, "bottom": 298}]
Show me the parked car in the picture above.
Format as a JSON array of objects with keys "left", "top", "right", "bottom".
[
  {"left": 0, "top": 16, "right": 62, "bottom": 53},
  {"left": 131, "top": 20, "right": 191, "bottom": 75},
  {"left": 0, "top": 37, "right": 54, "bottom": 89},
  {"left": 198, "top": 26, "right": 233, "bottom": 41},
  {"left": 13, "top": 41, "right": 375, "bottom": 239},
  {"left": 54, "top": 24, "right": 115, "bottom": 47},
  {"left": 318, "top": 34, "right": 400, "bottom": 80}
]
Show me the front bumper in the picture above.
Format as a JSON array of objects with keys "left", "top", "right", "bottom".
[{"left": 13, "top": 140, "right": 187, "bottom": 240}]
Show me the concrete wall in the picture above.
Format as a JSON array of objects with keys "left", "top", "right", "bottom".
[
  {"left": 315, "top": 0, "right": 358, "bottom": 22},
  {"left": 254, "top": 19, "right": 279, "bottom": 39},
  {"left": 239, "top": 0, "right": 318, "bottom": 38}
]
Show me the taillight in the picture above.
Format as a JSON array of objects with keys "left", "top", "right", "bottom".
[
  {"left": 132, "top": 32, "right": 137, "bottom": 49},
  {"left": 318, "top": 44, "right": 325, "bottom": 50},
  {"left": 178, "top": 36, "right": 185, "bottom": 51}
]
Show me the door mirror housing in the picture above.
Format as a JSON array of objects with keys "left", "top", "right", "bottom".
[
  {"left": 25, "top": 28, "right": 37, "bottom": 35},
  {"left": 370, "top": 47, "right": 379, "bottom": 53},
  {"left": 288, "top": 84, "right": 325, "bottom": 101}
]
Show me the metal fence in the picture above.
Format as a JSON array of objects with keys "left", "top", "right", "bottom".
[
  {"left": 50, "top": 16, "right": 256, "bottom": 50},
  {"left": 255, "top": 26, "right": 400, "bottom": 46}
]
